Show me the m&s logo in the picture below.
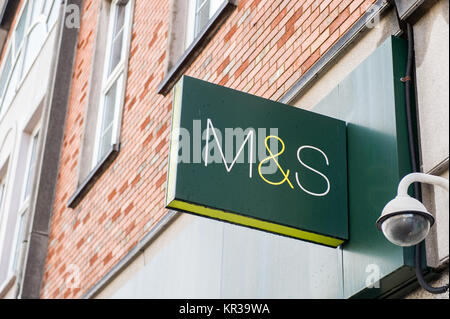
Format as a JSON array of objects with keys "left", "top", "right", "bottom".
[{"left": 202, "top": 118, "right": 331, "bottom": 197}]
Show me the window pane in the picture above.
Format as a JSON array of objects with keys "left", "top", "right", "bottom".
[
  {"left": 12, "top": 209, "right": 28, "bottom": 272},
  {"left": 114, "top": 5, "right": 126, "bottom": 36},
  {"left": 0, "top": 183, "right": 5, "bottom": 230},
  {"left": 197, "top": 0, "right": 209, "bottom": 11},
  {"left": 15, "top": 2, "right": 30, "bottom": 52},
  {"left": 188, "top": 0, "right": 224, "bottom": 43},
  {"left": 209, "top": 0, "right": 223, "bottom": 18},
  {"left": 108, "top": 29, "right": 124, "bottom": 75},
  {"left": 0, "top": 183, "right": 5, "bottom": 246},
  {"left": 23, "top": 132, "right": 39, "bottom": 201},
  {"left": 0, "top": 181, "right": 7, "bottom": 284},
  {"left": 102, "top": 84, "right": 117, "bottom": 131},
  {"left": 0, "top": 183, "right": 5, "bottom": 215},
  {"left": 43, "top": 0, "right": 55, "bottom": 16},
  {"left": 98, "top": 82, "right": 117, "bottom": 160},
  {"left": 43, "top": 0, "right": 60, "bottom": 28},
  {"left": 195, "top": 0, "right": 210, "bottom": 36},
  {"left": 185, "top": 0, "right": 197, "bottom": 49},
  {"left": 2, "top": 52, "right": 23, "bottom": 108},
  {"left": 0, "top": 51, "right": 12, "bottom": 99},
  {"left": 99, "top": 124, "right": 113, "bottom": 161},
  {"left": 108, "top": 5, "right": 126, "bottom": 75},
  {"left": 21, "top": 23, "right": 47, "bottom": 77},
  {"left": 31, "top": 0, "right": 44, "bottom": 21}
]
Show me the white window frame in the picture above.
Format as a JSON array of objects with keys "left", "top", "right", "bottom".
[
  {"left": 0, "top": 159, "right": 11, "bottom": 285},
  {"left": 0, "top": 176, "right": 7, "bottom": 237},
  {"left": 0, "top": 0, "right": 60, "bottom": 117},
  {"left": 9, "top": 124, "right": 41, "bottom": 274},
  {"left": 92, "top": 0, "right": 133, "bottom": 168},
  {"left": 20, "top": 123, "right": 40, "bottom": 208},
  {"left": 185, "top": 0, "right": 224, "bottom": 49}
]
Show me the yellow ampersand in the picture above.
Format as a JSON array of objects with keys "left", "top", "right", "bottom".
[{"left": 258, "top": 136, "right": 294, "bottom": 189}]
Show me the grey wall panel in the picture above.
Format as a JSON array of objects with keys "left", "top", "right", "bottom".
[
  {"left": 220, "top": 223, "right": 343, "bottom": 298},
  {"left": 313, "top": 37, "right": 412, "bottom": 298},
  {"left": 109, "top": 215, "right": 224, "bottom": 298},
  {"left": 105, "top": 214, "right": 343, "bottom": 299}
]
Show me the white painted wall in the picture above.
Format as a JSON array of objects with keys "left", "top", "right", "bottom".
[
  {"left": 413, "top": 0, "right": 449, "bottom": 268},
  {"left": 0, "top": 17, "right": 59, "bottom": 298}
]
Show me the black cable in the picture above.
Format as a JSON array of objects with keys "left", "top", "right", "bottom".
[
  {"left": 415, "top": 244, "right": 449, "bottom": 294},
  {"left": 403, "top": 22, "right": 449, "bottom": 294}
]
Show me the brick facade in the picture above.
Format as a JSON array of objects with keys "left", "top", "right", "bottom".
[{"left": 40, "top": 0, "right": 377, "bottom": 298}]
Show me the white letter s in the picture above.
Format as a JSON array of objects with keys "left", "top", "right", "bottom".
[{"left": 295, "top": 146, "right": 330, "bottom": 197}]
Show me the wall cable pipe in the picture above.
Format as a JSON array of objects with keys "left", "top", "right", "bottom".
[{"left": 403, "top": 22, "right": 449, "bottom": 295}]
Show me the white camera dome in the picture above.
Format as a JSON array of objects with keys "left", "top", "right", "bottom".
[{"left": 376, "top": 195, "right": 435, "bottom": 247}]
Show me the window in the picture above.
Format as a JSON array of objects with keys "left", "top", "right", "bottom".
[
  {"left": 185, "top": 0, "right": 224, "bottom": 49},
  {"left": 12, "top": 126, "right": 40, "bottom": 272},
  {"left": 0, "top": 177, "right": 6, "bottom": 233},
  {"left": 158, "top": 0, "right": 236, "bottom": 95},
  {"left": 0, "top": 51, "right": 12, "bottom": 108},
  {"left": 67, "top": 0, "right": 134, "bottom": 208},
  {"left": 0, "top": 0, "right": 60, "bottom": 115},
  {"left": 0, "top": 162, "right": 9, "bottom": 286},
  {"left": 92, "top": 0, "right": 133, "bottom": 168},
  {"left": 22, "top": 127, "right": 39, "bottom": 202}
]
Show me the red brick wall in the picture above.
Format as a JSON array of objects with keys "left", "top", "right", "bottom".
[{"left": 41, "top": 0, "right": 376, "bottom": 298}]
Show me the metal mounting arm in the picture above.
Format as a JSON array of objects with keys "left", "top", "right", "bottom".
[{"left": 397, "top": 173, "right": 449, "bottom": 197}]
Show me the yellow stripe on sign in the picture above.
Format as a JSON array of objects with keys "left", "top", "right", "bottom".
[{"left": 167, "top": 200, "right": 344, "bottom": 248}]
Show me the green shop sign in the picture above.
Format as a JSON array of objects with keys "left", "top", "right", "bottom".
[{"left": 166, "top": 76, "right": 348, "bottom": 247}]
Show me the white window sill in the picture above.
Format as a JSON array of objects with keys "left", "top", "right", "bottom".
[
  {"left": 0, "top": 274, "right": 16, "bottom": 299},
  {"left": 67, "top": 143, "right": 120, "bottom": 209}
]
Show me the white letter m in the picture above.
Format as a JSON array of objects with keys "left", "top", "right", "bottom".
[{"left": 204, "top": 118, "right": 254, "bottom": 178}]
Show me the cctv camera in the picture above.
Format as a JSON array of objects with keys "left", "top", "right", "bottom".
[
  {"left": 376, "top": 195, "right": 434, "bottom": 246},
  {"left": 377, "top": 173, "right": 448, "bottom": 247}
]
